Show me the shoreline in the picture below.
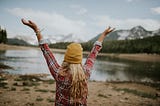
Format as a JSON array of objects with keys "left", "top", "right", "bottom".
[
  {"left": 0, "top": 73, "right": 159, "bottom": 106},
  {"left": 98, "top": 53, "right": 160, "bottom": 62},
  {"left": 0, "top": 44, "right": 160, "bottom": 105},
  {"left": 1, "top": 44, "right": 160, "bottom": 62}
]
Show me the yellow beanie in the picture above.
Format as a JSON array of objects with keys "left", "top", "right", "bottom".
[{"left": 64, "top": 43, "right": 83, "bottom": 64}]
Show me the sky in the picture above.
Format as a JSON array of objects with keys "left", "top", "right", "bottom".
[{"left": 0, "top": 0, "right": 160, "bottom": 41}]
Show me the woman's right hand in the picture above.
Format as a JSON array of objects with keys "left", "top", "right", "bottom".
[
  {"left": 21, "top": 18, "right": 43, "bottom": 41},
  {"left": 21, "top": 18, "right": 39, "bottom": 33}
]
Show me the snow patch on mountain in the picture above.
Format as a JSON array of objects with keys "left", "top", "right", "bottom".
[
  {"left": 152, "top": 29, "right": 160, "bottom": 36},
  {"left": 91, "top": 26, "right": 160, "bottom": 42},
  {"left": 47, "top": 33, "right": 83, "bottom": 44},
  {"left": 15, "top": 35, "right": 37, "bottom": 45},
  {"left": 117, "top": 31, "right": 130, "bottom": 40},
  {"left": 116, "top": 26, "right": 155, "bottom": 40}
]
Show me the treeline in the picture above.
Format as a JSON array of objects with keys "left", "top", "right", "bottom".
[
  {"left": 0, "top": 26, "right": 7, "bottom": 43},
  {"left": 82, "top": 35, "right": 160, "bottom": 54},
  {"left": 49, "top": 36, "right": 160, "bottom": 54},
  {"left": 49, "top": 42, "right": 72, "bottom": 49}
]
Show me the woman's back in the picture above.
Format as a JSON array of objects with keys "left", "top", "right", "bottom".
[
  {"left": 40, "top": 42, "right": 102, "bottom": 105},
  {"left": 21, "top": 18, "right": 114, "bottom": 106},
  {"left": 56, "top": 68, "right": 87, "bottom": 105}
]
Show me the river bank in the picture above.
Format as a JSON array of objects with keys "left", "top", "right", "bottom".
[
  {"left": 0, "top": 72, "right": 160, "bottom": 106},
  {"left": 1, "top": 44, "right": 160, "bottom": 62},
  {"left": 0, "top": 44, "right": 160, "bottom": 105}
]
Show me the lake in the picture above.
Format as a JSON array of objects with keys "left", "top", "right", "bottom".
[{"left": 0, "top": 49, "right": 160, "bottom": 82}]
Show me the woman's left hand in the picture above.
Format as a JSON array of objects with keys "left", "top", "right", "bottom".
[{"left": 98, "top": 27, "right": 115, "bottom": 42}]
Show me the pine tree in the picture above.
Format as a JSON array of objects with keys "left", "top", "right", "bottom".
[
  {"left": 3, "top": 29, "right": 7, "bottom": 43},
  {"left": 0, "top": 26, "right": 3, "bottom": 43},
  {"left": 0, "top": 26, "right": 8, "bottom": 44}
]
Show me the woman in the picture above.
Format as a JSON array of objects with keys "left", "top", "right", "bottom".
[{"left": 21, "top": 19, "right": 114, "bottom": 106}]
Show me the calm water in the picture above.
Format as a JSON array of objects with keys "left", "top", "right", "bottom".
[{"left": 0, "top": 49, "right": 160, "bottom": 82}]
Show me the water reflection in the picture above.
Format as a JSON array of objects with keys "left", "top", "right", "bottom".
[
  {"left": 92, "top": 55, "right": 160, "bottom": 82},
  {"left": 0, "top": 49, "right": 160, "bottom": 82},
  {"left": 90, "top": 60, "right": 129, "bottom": 81}
]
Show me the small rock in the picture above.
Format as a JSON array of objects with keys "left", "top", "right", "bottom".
[
  {"left": 120, "top": 91, "right": 125, "bottom": 94},
  {"left": 25, "top": 102, "right": 34, "bottom": 106},
  {"left": 124, "top": 97, "right": 129, "bottom": 100},
  {"left": 32, "top": 79, "right": 36, "bottom": 82},
  {"left": 108, "top": 94, "right": 112, "bottom": 96},
  {"left": 120, "top": 99, "right": 126, "bottom": 103},
  {"left": 3, "top": 80, "right": 8, "bottom": 83},
  {"left": 14, "top": 82, "right": 23, "bottom": 86},
  {"left": 38, "top": 81, "right": 43, "bottom": 84},
  {"left": 156, "top": 92, "right": 160, "bottom": 97}
]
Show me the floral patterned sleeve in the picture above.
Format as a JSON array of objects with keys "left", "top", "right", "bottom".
[
  {"left": 83, "top": 41, "right": 102, "bottom": 79},
  {"left": 39, "top": 39, "right": 60, "bottom": 81}
]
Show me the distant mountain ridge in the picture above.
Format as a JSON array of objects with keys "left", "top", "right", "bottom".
[
  {"left": 7, "top": 38, "right": 31, "bottom": 46},
  {"left": 7, "top": 26, "right": 160, "bottom": 46},
  {"left": 47, "top": 33, "right": 83, "bottom": 43},
  {"left": 10, "top": 33, "right": 83, "bottom": 45},
  {"left": 90, "top": 26, "right": 160, "bottom": 42}
]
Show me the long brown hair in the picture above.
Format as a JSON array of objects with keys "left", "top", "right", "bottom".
[{"left": 60, "top": 62, "right": 88, "bottom": 101}]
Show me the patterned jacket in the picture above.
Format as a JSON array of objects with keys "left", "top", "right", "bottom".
[{"left": 40, "top": 41, "right": 102, "bottom": 106}]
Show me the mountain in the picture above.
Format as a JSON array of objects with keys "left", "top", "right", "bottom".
[
  {"left": 10, "top": 34, "right": 83, "bottom": 45},
  {"left": 152, "top": 28, "right": 160, "bottom": 36},
  {"left": 47, "top": 33, "right": 83, "bottom": 43},
  {"left": 6, "top": 35, "right": 37, "bottom": 46},
  {"left": 6, "top": 38, "right": 31, "bottom": 46},
  {"left": 14, "top": 35, "right": 37, "bottom": 45},
  {"left": 90, "top": 26, "right": 160, "bottom": 42}
]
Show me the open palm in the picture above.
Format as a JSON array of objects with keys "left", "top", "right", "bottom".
[{"left": 21, "top": 19, "right": 38, "bottom": 32}]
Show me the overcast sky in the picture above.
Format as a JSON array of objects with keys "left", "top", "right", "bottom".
[{"left": 0, "top": 0, "right": 160, "bottom": 41}]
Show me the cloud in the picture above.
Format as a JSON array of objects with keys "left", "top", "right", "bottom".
[
  {"left": 7, "top": 8, "right": 88, "bottom": 40},
  {"left": 126, "top": 0, "right": 133, "bottom": 2},
  {"left": 94, "top": 16, "right": 160, "bottom": 31},
  {"left": 77, "top": 8, "right": 87, "bottom": 15},
  {"left": 6, "top": 7, "right": 160, "bottom": 42},
  {"left": 70, "top": 5, "right": 87, "bottom": 15},
  {"left": 126, "top": 0, "right": 143, "bottom": 2},
  {"left": 151, "top": 7, "right": 160, "bottom": 14}
]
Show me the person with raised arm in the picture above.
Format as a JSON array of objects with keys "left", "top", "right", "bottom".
[{"left": 21, "top": 18, "right": 114, "bottom": 106}]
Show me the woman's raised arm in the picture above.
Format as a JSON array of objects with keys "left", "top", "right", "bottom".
[
  {"left": 83, "top": 27, "right": 115, "bottom": 79},
  {"left": 21, "top": 18, "right": 60, "bottom": 81},
  {"left": 21, "top": 18, "right": 42, "bottom": 42}
]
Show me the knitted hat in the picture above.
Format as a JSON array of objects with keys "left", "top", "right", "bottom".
[{"left": 64, "top": 43, "right": 83, "bottom": 64}]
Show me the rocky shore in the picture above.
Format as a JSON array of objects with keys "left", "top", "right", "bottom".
[
  {"left": 0, "top": 44, "right": 160, "bottom": 106},
  {"left": 0, "top": 72, "right": 159, "bottom": 106}
]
